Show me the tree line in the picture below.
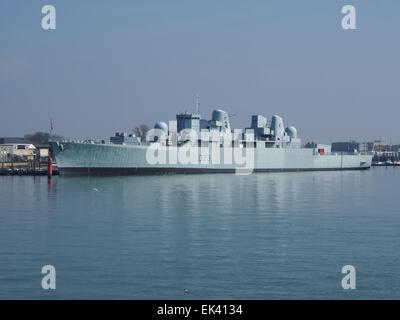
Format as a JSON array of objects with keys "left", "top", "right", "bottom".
[{"left": 24, "top": 132, "right": 64, "bottom": 145}]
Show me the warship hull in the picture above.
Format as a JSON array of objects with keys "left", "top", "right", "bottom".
[{"left": 50, "top": 141, "right": 372, "bottom": 176}]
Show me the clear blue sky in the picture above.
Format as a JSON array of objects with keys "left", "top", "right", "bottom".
[{"left": 1, "top": 0, "right": 399, "bottom": 143}]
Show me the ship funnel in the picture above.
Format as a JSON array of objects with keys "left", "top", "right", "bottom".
[
  {"left": 212, "top": 109, "right": 230, "bottom": 129},
  {"left": 271, "top": 115, "right": 284, "bottom": 139}
]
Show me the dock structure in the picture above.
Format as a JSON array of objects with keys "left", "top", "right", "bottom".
[
  {"left": 331, "top": 141, "right": 400, "bottom": 166},
  {"left": 372, "top": 151, "right": 400, "bottom": 166},
  {"left": 0, "top": 160, "right": 59, "bottom": 176},
  {"left": 0, "top": 139, "right": 58, "bottom": 175}
]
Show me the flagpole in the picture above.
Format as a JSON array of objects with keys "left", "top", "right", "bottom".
[{"left": 50, "top": 118, "right": 54, "bottom": 137}]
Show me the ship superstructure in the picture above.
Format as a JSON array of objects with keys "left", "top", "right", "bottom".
[{"left": 50, "top": 109, "right": 372, "bottom": 175}]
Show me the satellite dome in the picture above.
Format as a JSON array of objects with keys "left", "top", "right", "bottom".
[
  {"left": 285, "top": 126, "right": 297, "bottom": 139},
  {"left": 154, "top": 121, "right": 168, "bottom": 135}
]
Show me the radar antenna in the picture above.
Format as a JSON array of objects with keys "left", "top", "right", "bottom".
[
  {"left": 195, "top": 94, "right": 200, "bottom": 114},
  {"left": 49, "top": 118, "right": 54, "bottom": 137}
]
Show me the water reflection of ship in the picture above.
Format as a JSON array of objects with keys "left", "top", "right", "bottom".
[
  {"left": 108, "top": 172, "right": 367, "bottom": 215},
  {"left": 52, "top": 171, "right": 373, "bottom": 276},
  {"left": 55, "top": 171, "right": 372, "bottom": 219}
]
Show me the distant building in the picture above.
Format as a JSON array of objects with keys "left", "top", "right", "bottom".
[
  {"left": 0, "top": 137, "right": 52, "bottom": 162},
  {"left": 372, "top": 141, "right": 389, "bottom": 152},
  {"left": 34, "top": 144, "right": 50, "bottom": 161},
  {"left": 0, "top": 137, "right": 26, "bottom": 145},
  {"left": 0, "top": 143, "right": 36, "bottom": 161},
  {"left": 331, "top": 142, "right": 360, "bottom": 153},
  {"left": 366, "top": 142, "right": 374, "bottom": 152},
  {"left": 391, "top": 145, "right": 400, "bottom": 152}
]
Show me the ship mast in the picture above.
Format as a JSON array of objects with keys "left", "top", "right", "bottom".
[{"left": 195, "top": 94, "right": 200, "bottom": 114}]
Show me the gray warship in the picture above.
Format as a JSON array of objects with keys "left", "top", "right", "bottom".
[{"left": 50, "top": 109, "right": 372, "bottom": 175}]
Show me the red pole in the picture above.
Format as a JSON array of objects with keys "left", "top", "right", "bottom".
[{"left": 48, "top": 151, "right": 53, "bottom": 178}]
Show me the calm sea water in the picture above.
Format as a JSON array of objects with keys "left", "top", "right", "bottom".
[{"left": 0, "top": 167, "right": 399, "bottom": 299}]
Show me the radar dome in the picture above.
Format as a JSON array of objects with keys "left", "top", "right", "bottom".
[
  {"left": 154, "top": 121, "right": 168, "bottom": 135},
  {"left": 285, "top": 126, "right": 297, "bottom": 139}
]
